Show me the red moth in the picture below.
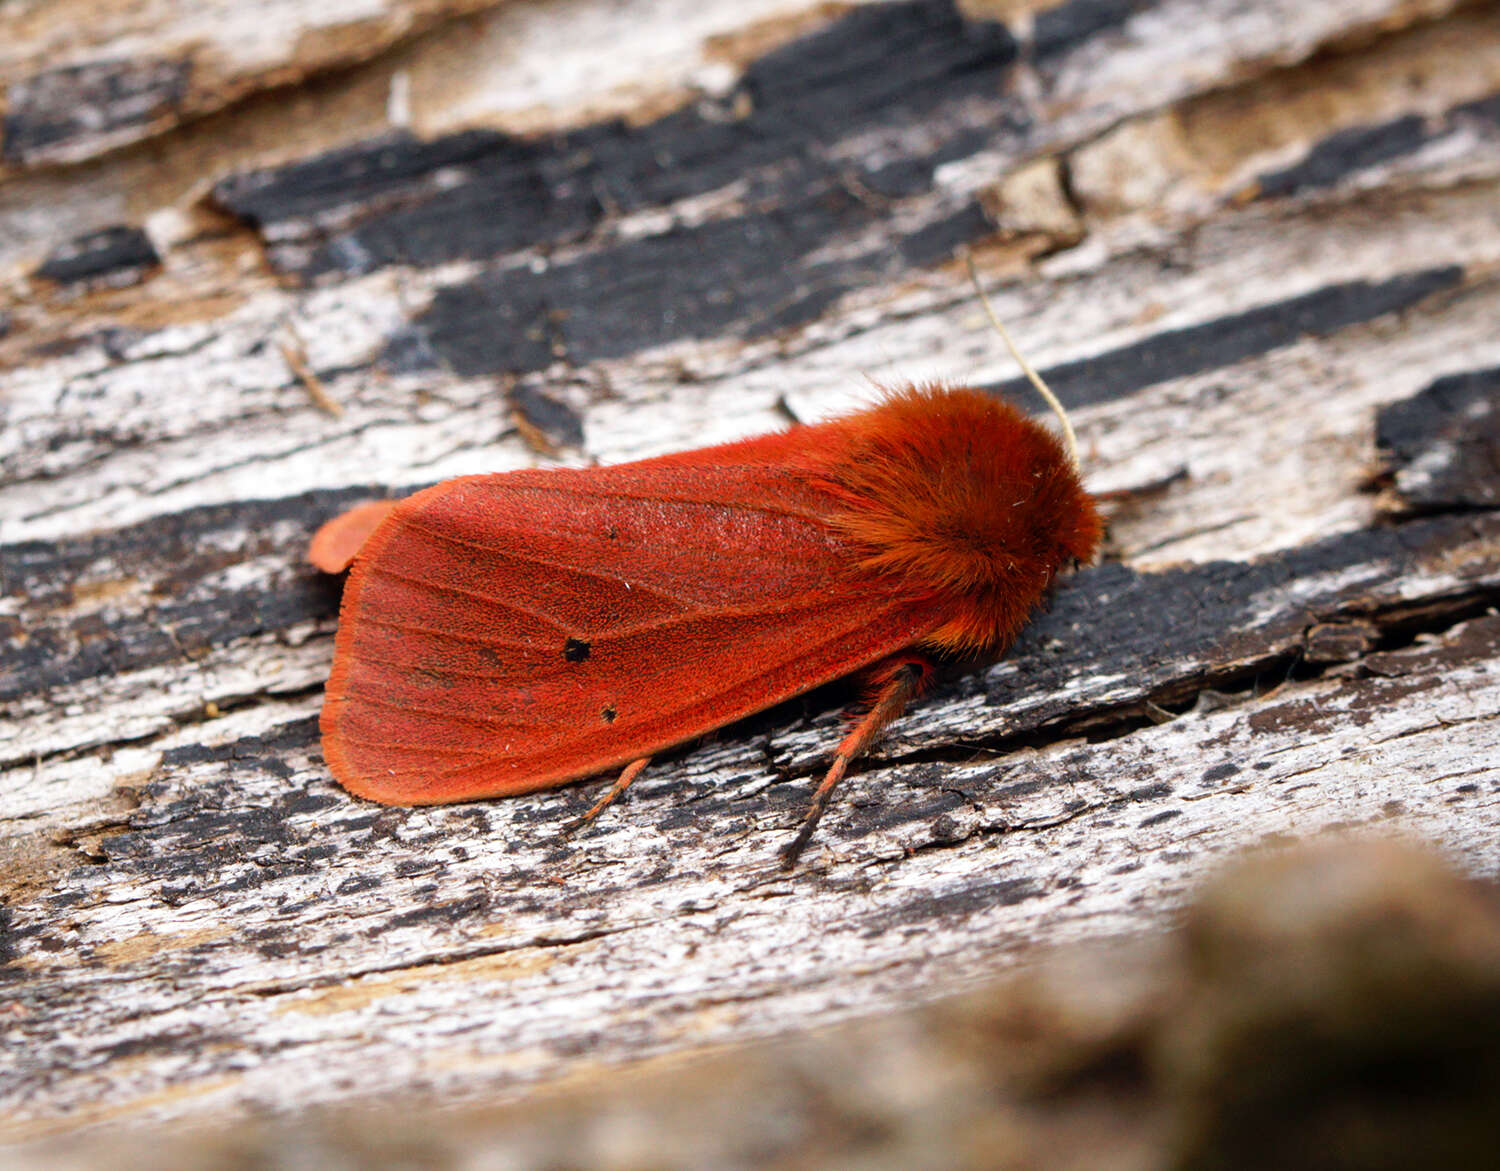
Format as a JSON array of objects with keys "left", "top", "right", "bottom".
[{"left": 310, "top": 282, "right": 1101, "bottom": 866}]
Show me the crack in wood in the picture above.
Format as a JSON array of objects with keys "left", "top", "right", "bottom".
[{"left": 239, "top": 923, "right": 633, "bottom": 1001}]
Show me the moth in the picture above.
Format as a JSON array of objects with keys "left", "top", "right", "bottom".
[{"left": 311, "top": 271, "right": 1100, "bottom": 866}]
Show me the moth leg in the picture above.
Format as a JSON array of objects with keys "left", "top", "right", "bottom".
[
  {"left": 779, "top": 658, "right": 930, "bottom": 870},
  {"left": 564, "top": 757, "right": 651, "bottom": 833}
]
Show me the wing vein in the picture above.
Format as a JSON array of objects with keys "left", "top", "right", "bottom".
[
  {"left": 356, "top": 615, "right": 553, "bottom": 650},
  {"left": 341, "top": 740, "right": 495, "bottom": 757},
  {"left": 396, "top": 519, "right": 698, "bottom": 608},
  {"left": 365, "top": 565, "right": 576, "bottom": 631},
  {"left": 505, "top": 479, "right": 834, "bottom": 525},
  {"left": 354, "top": 589, "right": 871, "bottom": 648},
  {"left": 342, "top": 656, "right": 529, "bottom": 680},
  {"left": 340, "top": 691, "right": 541, "bottom": 729}
]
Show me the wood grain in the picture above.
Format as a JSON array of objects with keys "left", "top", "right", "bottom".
[{"left": 2, "top": 0, "right": 1497, "bottom": 1144}]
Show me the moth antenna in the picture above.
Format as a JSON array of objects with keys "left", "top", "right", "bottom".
[{"left": 963, "top": 250, "right": 1080, "bottom": 469}]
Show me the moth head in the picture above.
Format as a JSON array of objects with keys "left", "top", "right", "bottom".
[{"left": 825, "top": 385, "right": 1101, "bottom": 654}]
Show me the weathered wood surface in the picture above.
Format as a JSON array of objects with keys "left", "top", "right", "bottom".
[
  {"left": 2, "top": 0, "right": 1499, "bottom": 1145},
  {"left": 0, "top": 0, "right": 511, "bottom": 169},
  {"left": 11, "top": 838, "right": 1500, "bottom": 1170}
]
